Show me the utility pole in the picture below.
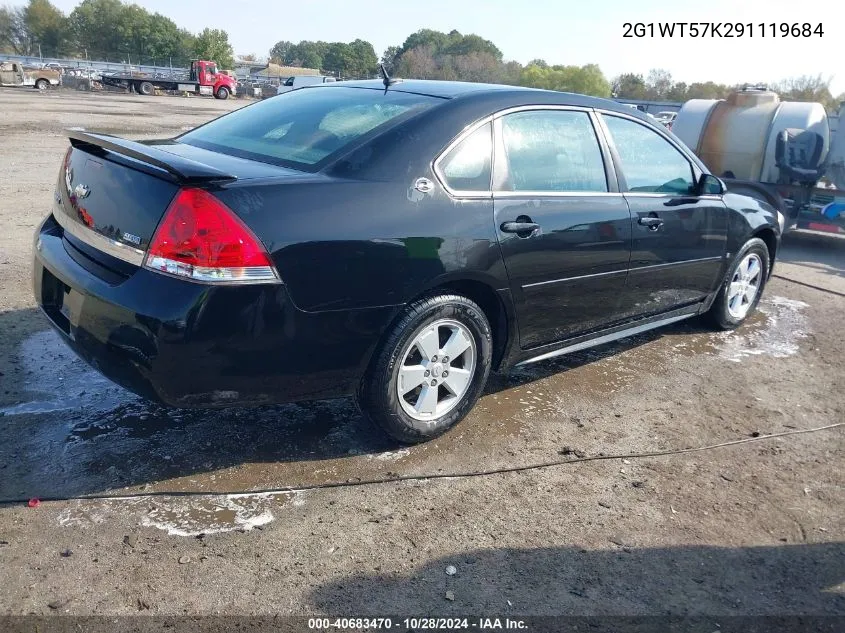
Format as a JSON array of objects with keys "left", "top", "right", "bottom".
[{"left": 38, "top": 43, "right": 42, "bottom": 61}]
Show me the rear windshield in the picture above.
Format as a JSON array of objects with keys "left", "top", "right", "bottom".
[{"left": 179, "top": 87, "right": 440, "bottom": 171}]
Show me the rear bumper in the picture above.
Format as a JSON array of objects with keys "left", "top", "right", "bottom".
[{"left": 33, "top": 215, "right": 396, "bottom": 407}]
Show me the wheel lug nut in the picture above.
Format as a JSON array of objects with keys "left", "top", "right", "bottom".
[
  {"left": 442, "top": 356, "right": 449, "bottom": 363},
  {"left": 430, "top": 379, "right": 437, "bottom": 386},
  {"left": 431, "top": 355, "right": 438, "bottom": 362},
  {"left": 424, "top": 370, "right": 430, "bottom": 377},
  {"left": 442, "top": 371, "right": 448, "bottom": 377}
]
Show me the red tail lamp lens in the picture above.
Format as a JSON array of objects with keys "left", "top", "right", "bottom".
[{"left": 145, "top": 188, "right": 277, "bottom": 283}]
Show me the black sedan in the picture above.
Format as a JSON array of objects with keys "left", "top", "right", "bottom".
[{"left": 33, "top": 79, "right": 782, "bottom": 443}]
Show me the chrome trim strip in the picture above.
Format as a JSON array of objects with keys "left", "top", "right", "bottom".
[
  {"left": 622, "top": 192, "right": 724, "bottom": 199},
  {"left": 494, "top": 191, "right": 624, "bottom": 199},
  {"left": 522, "top": 256, "right": 723, "bottom": 289},
  {"left": 523, "top": 268, "right": 626, "bottom": 288},
  {"left": 628, "top": 256, "right": 723, "bottom": 272},
  {"left": 53, "top": 210, "right": 145, "bottom": 266},
  {"left": 492, "top": 104, "right": 593, "bottom": 118},
  {"left": 623, "top": 192, "right": 688, "bottom": 198},
  {"left": 515, "top": 313, "right": 694, "bottom": 366}
]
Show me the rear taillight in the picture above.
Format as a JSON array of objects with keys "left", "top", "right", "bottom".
[{"left": 144, "top": 188, "right": 279, "bottom": 284}]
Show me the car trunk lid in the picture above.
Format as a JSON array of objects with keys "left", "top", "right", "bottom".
[{"left": 55, "top": 131, "right": 307, "bottom": 276}]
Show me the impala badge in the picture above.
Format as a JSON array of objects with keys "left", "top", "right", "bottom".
[
  {"left": 73, "top": 183, "right": 90, "bottom": 199},
  {"left": 122, "top": 232, "right": 142, "bottom": 246}
]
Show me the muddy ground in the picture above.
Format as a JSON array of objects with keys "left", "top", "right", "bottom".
[{"left": 0, "top": 88, "right": 843, "bottom": 619}]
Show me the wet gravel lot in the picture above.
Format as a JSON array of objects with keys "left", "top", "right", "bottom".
[{"left": 0, "top": 89, "right": 843, "bottom": 617}]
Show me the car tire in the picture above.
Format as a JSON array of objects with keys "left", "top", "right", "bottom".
[
  {"left": 215, "top": 86, "right": 229, "bottom": 100},
  {"left": 35, "top": 79, "right": 49, "bottom": 91},
  {"left": 360, "top": 293, "right": 493, "bottom": 444},
  {"left": 138, "top": 81, "right": 154, "bottom": 96},
  {"left": 705, "top": 237, "right": 770, "bottom": 330}
]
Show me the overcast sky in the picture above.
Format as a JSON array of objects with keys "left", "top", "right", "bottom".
[{"left": 40, "top": 0, "right": 841, "bottom": 95}]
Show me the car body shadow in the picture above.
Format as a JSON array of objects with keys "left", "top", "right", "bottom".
[
  {"left": 779, "top": 231, "right": 845, "bottom": 280},
  {"left": 306, "top": 542, "right": 845, "bottom": 616}
]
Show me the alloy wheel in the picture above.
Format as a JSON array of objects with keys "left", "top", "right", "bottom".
[
  {"left": 396, "top": 319, "right": 477, "bottom": 421},
  {"left": 727, "top": 253, "right": 762, "bottom": 319}
]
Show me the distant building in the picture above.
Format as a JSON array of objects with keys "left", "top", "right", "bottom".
[
  {"left": 254, "top": 63, "right": 323, "bottom": 85},
  {"left": 234, "top": 59, "right": 322, "bottom": 86},
  {"left": 232, "top": 57, "right": 267, "bottom": 81}
]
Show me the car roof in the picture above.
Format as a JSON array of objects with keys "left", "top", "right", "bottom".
[{"left": 316, "top": 79, "right": 643, "bottom": 117}]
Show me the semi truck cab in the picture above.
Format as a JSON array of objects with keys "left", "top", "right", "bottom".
[{"left": 189, "top": 60, "right": 236, "bottom": 98}]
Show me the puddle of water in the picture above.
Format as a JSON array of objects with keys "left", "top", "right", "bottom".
[
  {"left": 0, "top": 330, "right": 136, "bottom": 416},
  {"left": 368, "top": 448, "right": 411, "bottom": 461},
  {"left": 491, "top": 295, "right": 811, "bottom": 411},
  {"left": 142, "top": 493, "right": 281, "bottom": 536},
  {"left": 713, "top": 296, "right": 809, "bottom": 362},
  {"left": 57, "top": 492, "right": 296, "bottom": 537}
]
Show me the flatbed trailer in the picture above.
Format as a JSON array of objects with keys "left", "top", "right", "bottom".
[{"left": 100, "top": 60, "right": 236, "bottom": 100}]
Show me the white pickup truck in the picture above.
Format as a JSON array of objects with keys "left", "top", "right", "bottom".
[{"left": 275, "top": 75, "right": 336, "bottom": 94}]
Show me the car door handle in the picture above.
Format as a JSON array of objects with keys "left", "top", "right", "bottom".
[
  {"left": 638, "top": 217, "right": 664, "bottom": 230},
  {"left": 500, "top": 221, "right": 540, "bottom": 233}
]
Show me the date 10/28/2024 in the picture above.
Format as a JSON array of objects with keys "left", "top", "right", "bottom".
[
  {"left": 623, "top": 22, "right": 824, "bottom": 38},
  {"left": 308, "top": 618, "right": 528, "bottom": 630}
]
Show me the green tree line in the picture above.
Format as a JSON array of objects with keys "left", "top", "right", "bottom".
[
  {"left": 2, "top": 2, "right": 841, "bottom": 108},
  {"left": 271, "top": 29, "right": 612, "bottom": 97},
  {"left": 0, "top": 0, "right": 233, "bottom": 68},
  {"left": 269, "top": 39, "right": 378, "bottom": 78}
]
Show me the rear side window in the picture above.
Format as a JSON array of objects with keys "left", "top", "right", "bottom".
[
  {"left": 498, "top": 110, "right": 608, "bottom": 192},
  {"left": 602, "top": 115, "right": 694, "bottom": 194},
  {"left": 180, "top": 87, "right": 439, "bottom": 171},
  {"left": 437, "top": 122, "right": 493, "bottom": 192}
]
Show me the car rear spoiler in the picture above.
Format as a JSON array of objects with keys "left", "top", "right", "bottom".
[{"left": 67, "top": 130, "right": 237, "bottom": 185}]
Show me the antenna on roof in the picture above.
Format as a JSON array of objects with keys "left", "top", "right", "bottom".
[{"left": 379, "top": 63, "right": 400, "bottom": 88}]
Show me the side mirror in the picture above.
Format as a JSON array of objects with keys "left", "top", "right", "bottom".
[{"left": 697, "top": 173, "right": 726, "bottom": 196}]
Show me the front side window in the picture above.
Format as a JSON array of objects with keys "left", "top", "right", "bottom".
[
  {"left": 438, "top": 122, "right": 492, "bottom": 192},
  {"left": 498, "top": 110, "right": 608, "bottom": 193},
  {"left": 602, "top": 115, "right": 694, "bottom": 194},
  {"left": 180, "top": 87, "right": 438, "bottom": 170}
]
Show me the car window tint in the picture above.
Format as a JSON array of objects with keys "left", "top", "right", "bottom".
[
  {"left": 603, "top": 115, "right": 694, "bottom": 194},
  {"left": 439, "top": 122, "right": 492, "bottom": 192},
  {"left": 319, "top": 104, "right": 415, "bottom": 138},
  {"left": 179, "top": 87, "right": 438, "bottom": 171},
  {"left": 499, "top": 110, "right": 607, "bottom": 192}
]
